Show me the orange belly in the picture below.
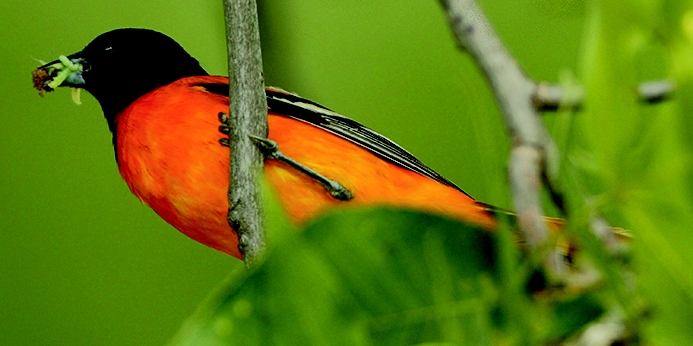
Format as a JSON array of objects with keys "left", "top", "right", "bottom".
[{"left": 115, "top": 76, "right": 495, "bottom": 259}]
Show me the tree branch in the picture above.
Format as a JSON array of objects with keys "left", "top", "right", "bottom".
[
  {"left": 534, "top": 80, "right": 675, "bottom": 111},
  {"left": 439, "top": 0, "right": 631, "bottom": 275},
  {"left": 438, "top": 0, "right": 555, "bottom": 254},
  {"left": 222, "top": 0, "right": 268, "bottom": 268}
]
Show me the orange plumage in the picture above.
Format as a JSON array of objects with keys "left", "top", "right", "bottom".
[{"left": 116, "top": 76, "right": 495, "bottom": 258}]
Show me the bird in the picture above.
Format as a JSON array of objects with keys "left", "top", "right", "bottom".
[{"left": 33, "top": 28, "right": 499, "bottom": 259}]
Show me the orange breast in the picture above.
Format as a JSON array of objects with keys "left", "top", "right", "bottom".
[{"left": 115, "top": 76, "right": 495, "bottom": 259}]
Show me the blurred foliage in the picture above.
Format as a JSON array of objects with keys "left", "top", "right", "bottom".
[
  {"left": 564, "top": 0, "right": 693, "bottom": 344},
  {"left": 2, "top": 0, "right": 693, "bottom": 345},
  {"left": 169, "top": 206, "right": 605, "bottom": 346}
]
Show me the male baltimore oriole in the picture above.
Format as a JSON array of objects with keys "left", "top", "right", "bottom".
[{"left": 34, "top": 28, "right": 498, "bottom": 259}]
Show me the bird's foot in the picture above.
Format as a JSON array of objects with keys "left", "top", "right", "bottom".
[
  {"left": 248, "top": 134, "right": 353, "bottom": 201},
  {"left": 217, "top": 112, "right": 352, "bottom": 201},
  {"left": 218, "top": 112, "right": 231, "bottom": 147}
]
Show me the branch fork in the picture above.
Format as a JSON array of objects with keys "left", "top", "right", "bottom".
[{"left": 439, "top": 0, "right": 632, "bottom": 272}]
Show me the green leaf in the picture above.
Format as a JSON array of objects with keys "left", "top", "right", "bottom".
[
  {"left": 169, "top": 208, "right": 499, "bottom": 345},
  {"left": 170, "top": 206, "right": 611, "bottom": 345}
]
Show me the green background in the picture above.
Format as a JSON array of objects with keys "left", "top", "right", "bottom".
[{"left": 1, "top": 0, "right": 692, "bottom": 345}]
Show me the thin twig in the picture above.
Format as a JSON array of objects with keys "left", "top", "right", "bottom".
[
  {"left": 637, "top": 80, "right": 675, "bottom": 104},
  {"left": 535, "top": 80, "right": 675, "bottom": 111},
  {"left": 563, "top": 312, "right": 628, "bottom": 346},
  {"left": 438, "top": 0, "right": 558, "bottom": 266},
  {"left": 534, "top": 83, "right": 585, "bottom": 111},
  {"left": 222, "top": 0, "right": 268, "bottom": 268}
]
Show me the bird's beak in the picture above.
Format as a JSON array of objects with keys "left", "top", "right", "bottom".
[{"left": 34, "top": 52, "right": 86, "bottom": 91}]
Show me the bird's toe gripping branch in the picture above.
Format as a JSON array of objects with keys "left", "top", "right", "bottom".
[
  {"left": 218, "top": 111, "right": 232, "bottom": 144},
  {"left": 218, "top": 112, "right": 353, "bottom": 201},
  {"left": 247, "top": 134, "right": 354, "bottom": 201}
]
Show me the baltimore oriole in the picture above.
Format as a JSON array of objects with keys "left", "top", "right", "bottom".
[{"left": 33, "top": 28, "right": 498, "bottom": 259}]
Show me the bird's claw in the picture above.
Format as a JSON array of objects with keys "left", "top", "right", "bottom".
[
  {"left": 218, "top": 112, "right": 231, "bottom": 146},
  {"left": 248, "top": 134, "right": 279, "bottom": 158},
  {"left": 247, "top": 134, "right": 354, "bottom": 201},
  {"left": 327, "top": 181, "right": 354, "bottom": 200},
  {"left": 218, "top": 111, "right": 229, "bottom": 124}
]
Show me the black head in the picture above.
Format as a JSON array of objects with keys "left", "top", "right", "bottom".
[{"left": 42, "top": 28, "right": 208, "bottom": 128}]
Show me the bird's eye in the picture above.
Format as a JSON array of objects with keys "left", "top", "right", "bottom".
[{"left": 98, "top": 46, "right": 115, "bottom": 61}]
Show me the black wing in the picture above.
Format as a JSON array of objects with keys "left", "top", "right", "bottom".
[{"left": 197, "top": 83, "right": 471, "bottom": 197}]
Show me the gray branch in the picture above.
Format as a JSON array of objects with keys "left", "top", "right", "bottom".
[
  {"left": 535, "top": 80, "right": 675, "bottom": 111},
  {"left": 439, "top": 0, "right": 555, "bottom": 255},
  {"left": 439, "top": 0, "right": 632, "bottom": 275},
  {"left": 223, "top": 0, "right": 268, "bottom": 268}
]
